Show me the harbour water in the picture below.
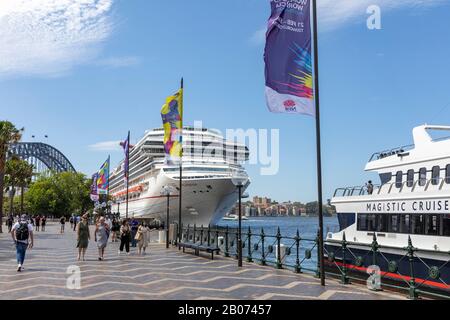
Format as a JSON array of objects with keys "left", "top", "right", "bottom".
[{"left": 216, "top": 216, "right": 340, "bottom": 271}]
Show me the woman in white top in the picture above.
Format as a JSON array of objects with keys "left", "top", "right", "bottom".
[{"left": 136, "top": 223, "right": 150, "bottom": 255}]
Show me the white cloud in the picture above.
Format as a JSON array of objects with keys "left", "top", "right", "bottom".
[
  {"left": 0, "top": 0, "right": 114, "bottom": 78},
  {"left": 95, "top": 56, "right": 141, "bottom": 68},
  {"left": 88, "top": 140, "right": 122, "bottom": 152},
  {"left": 251, "top": 0, "right": 447, "bottom": 43}
]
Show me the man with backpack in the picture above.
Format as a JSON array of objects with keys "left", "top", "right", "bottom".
[{"left": 11, "top": 215, "right": 34, "bottom": 272}]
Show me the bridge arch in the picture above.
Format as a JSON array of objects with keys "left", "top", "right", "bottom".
[{"left": 7, "top": 142, "right": 76, "bottom": 173}]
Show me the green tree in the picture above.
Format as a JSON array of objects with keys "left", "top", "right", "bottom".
[
  {"left": 26, "top": 171, "right": 93, "bottom": 217},
  {"left": 4, "top": 156, "right": 33, "bottom": 216},
  {"left": 0, "top": 121, "right": 23, "bottom": 232}
]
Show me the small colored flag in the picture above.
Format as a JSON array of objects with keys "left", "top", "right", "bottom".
[
  {"left": 264, "top": 0, "right": 314, "bottom": 115},
  {"left": 120, "top": 133, "right": 130, "bottom": 185},
  {"left": 161, "top": 88, "right": 183, "bottom": 164},
  {"left": 96, "top": 157, "right": 110, "bottom": 194},
  {"left": 90, "top": 173, "right": 99, "bottom": 202}
]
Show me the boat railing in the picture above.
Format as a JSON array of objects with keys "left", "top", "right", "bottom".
[
  {"left": 368, "top": 144, "right": 414, "bottom": 162},
  {"left": 324, "top": 232, "right": 450, "bottom": 300},
  {"left": 333, "top": 177, "right": 449, "bottom": 198}
]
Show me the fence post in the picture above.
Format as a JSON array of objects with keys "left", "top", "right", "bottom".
[
  {"left": 186, "top": 224, "right": 190, "bottom": 243},
  {"left": 193, "top": 224, "right": 197, "bottom": 243},
  {"left": 371, "top": 233, "right": 378, "bottom": 267},
  {"left": 224, "top": 226, "right": 230, "bottom": 257},
  {"left": 294, "top": 229, "right": 301, "bottom": 274},
  {"left": 406, "top": 236, "right": 418, "bottom": 300},
  {"left": 341, "top": 232, "right": 349, "bottom": 284},
  {"left": 261, "top": 228, "right": 266, "bottom": 266},
  {"left": 200, "top": 225, "right": 204, "bottom": 245},
  {"left": 215, "top": 228, "right": 219, "bottom": 249},
  {"left": 247, "top": 227, "right": 253, "bottom": 263},
  {"left": 276, "top": 227, "right": 282, "bottom": 269},
  {"left": 315, "top": 230, "right": 321, "bottom": 279},
  {"left": 207, "top": 224, "right": 211, "bottom": 246},
  {"left": 235, "top": 229, "right": 239, "bottom": 259}
]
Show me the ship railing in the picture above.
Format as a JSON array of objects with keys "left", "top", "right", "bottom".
[
  {"left": 333, "top": 177, "right": 450, "bottom": 198},
  {"left": 324, "top": 233, "right": 450, "bottom": 300}
]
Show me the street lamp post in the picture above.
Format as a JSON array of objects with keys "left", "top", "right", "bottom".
[
  {"left": 161, "top": 185, "right": 175, "bottom": 249},
  {"left": 231, "top": 169, "right": 249, "bottom": 268}
]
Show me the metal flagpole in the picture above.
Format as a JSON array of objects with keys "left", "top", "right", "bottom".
[
  {"left": 178, "top": 78, "right": 183, "bottom": 244},
  {"left": 107, "top": 155, "right": 110, "bottom": 216},
  {"left": 312, "top": 0, "right": 325, "bottom": 286},
  {"left": 125, "top": 131, "right": 130, "bottom": 219}
]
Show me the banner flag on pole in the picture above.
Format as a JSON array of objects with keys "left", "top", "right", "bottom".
[
  {"left": 161, "top": 88, "right": 183, "bottom": 164},
  {"left": 90, "top": 173, "right": 99, "bottom": 202},
  {"left": 264, "top": 0, "right": 314, "bottom": 115},
  {"left": 96, "top": 157, "right": 110, "bottom": 194},
  {"left": 120, "top": 134, "right": 130, "bottom": 185}
]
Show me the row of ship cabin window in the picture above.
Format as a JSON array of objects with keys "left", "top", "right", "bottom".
[
  {"left": 357, "top": 213, "right": 450, "bottom": 236},
  {"left": 387, "top": 165, "right": 450, "bottom": 188}
]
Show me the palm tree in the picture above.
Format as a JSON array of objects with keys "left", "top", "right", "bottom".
[
  {"left": 5, "top": 156, "right": 21, "bottom": 216},
  {"left": 5, "top": 157, "right": 34, "bottom": 215},
  {"left": 0, "top": 121, "right": 23, "bottom": 233}
]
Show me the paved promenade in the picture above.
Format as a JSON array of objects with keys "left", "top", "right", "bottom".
[{"left": 0, "top": 222, "right": 404, "bottom": 300}]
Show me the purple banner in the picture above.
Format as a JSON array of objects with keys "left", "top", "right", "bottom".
[
  {"left": 264, "top": 0, "right": 314, "bottom": 115},
  {"left": 90, "top": 173, "right": 99, "bottom": 202}
]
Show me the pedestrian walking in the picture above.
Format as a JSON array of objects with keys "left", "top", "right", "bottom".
[
  {"left": 94, "top": 216, "right": 109, "bottom": 261},
  {"left": 41, "top": 216, "right": 46, "bottom": 232},
  {"left": 119, "top": 220, "right": 131, "bottom": 255},
  {"left": 7, "top": 215, "right": 13, "bottom": 233},
  {"left": 76, "top": 214, "right": 90, "bottom": 261},
  {"left": 69, "top": 216, "right": 74, "bottom": 230},
  {"left": 60, "top": 216, "right": 66, "bottom": 233},
  {"left": 111, "top": 218, "right": 120, "bottom": 242},
  {"left": 35, "top": 215, "right": 40, "bottom": 232},
  {"left": 73, "top": 215, "right": 78, "bottom": 231},
  {"left": 136, "top": 223, "right": 150, "bottom": 255},
  {"left": 130, "top": 218, "right": 139, "bottom": 247},
  {"left": 11, "top": 215, "right": 34, "bottom": 272}
]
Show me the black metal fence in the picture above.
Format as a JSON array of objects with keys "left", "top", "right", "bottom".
[{"left": 179, "top": 224, "right": 450, "bottom": 300}]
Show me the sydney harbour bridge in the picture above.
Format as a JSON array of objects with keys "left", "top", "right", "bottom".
[{"left": 7, "top": 142, "right": 76, "bottom": 174}]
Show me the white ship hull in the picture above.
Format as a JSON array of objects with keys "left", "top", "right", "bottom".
[{"left": 119, "top": 171, "right": 248, "bottom": 226}]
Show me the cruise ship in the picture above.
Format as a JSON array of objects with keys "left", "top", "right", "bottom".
[
  {"left": 327, "top": 125, "right": 450, "bottom": 294},
  {"left": 109, "top": 127, "right": 250, "bottom": 226}
]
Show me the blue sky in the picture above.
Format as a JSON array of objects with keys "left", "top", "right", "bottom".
[{"left": 1, "top": 0, "right": 450, "bottom": 203}]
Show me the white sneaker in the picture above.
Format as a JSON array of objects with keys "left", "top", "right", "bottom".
[
  {"left": 17, "top": 264, "right": 21, "bottom": 272},
  {"left": 118, "top": 250, "right": 121, "bottom": 255}
]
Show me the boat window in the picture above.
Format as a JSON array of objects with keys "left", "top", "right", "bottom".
[
  {"left": 395, "top": 171, "right": 403, "bottom": 188},
  {"left": 431, "top": 166, "right": 440, "bottom": 185},
  {"left": 446, "top": 165, "right": 450, "bottom": 184},
  {"left": 411, "top": 214, "right": 424, "bottom": 234},
  {"left": 389, "top": 214, "right": 399, "bottom": 233},
  {"left": 418, "top": 168, "right": 427, "bottom": 186},
  {"left": 425, "top": 215, "right": 439, "bottom": 235},
  {"left": 367, "top": 214, "right": 377, "bottom": 231},
  {"left": 357, "top": 214, "right": 368, "bottom": 231},
  {"left": 376, "top": 214, "right": 388, "bottom": 232},
  {"left": 443, "top": 215, "right": 450, "bottom": 236},
  {"left": 406, "top": 169, "right": 414, "bottom": 188},
  {"left": 379, "top": 172, "right": 392, "bottom": 184},
  {"left": 399, "top": 214, "right": 411, "bottom": 233}
]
